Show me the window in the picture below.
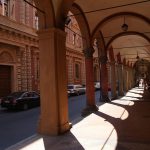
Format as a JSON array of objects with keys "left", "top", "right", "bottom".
[
  {"left": 4, "top": 0, "right": 9, "bottom": 16},
  {"left": 72, "top": 33, "right": 76, "bottom": 45},
  {"left": 75, "top": 63, "right": 80, "bottom": 79},
  {"left": 35, "top": 11, "right": 39, "bottom": 29},
  {"left": 36, "top": 57, "right": 39, "bottom": 79},
  {"left": 23, "top": 93, "right": 29, "bottom": 98}
]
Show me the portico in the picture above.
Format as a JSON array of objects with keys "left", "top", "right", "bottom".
[{"left": 32, "top": 0, "right": 150, "bottom": 135}]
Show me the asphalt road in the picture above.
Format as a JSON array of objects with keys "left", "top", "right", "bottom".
[{"left": 0, "top": 91, "right": 101, "bottom": 150}]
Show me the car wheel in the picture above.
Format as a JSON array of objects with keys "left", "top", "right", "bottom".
[{"left": 23, "top": 103, "right": 28, "bottom": 110}]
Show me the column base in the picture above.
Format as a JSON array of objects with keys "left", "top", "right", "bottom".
[
  {"left": 100, "top": 95, "right": 111, "bottom": 102},
  {"left": 59, "top": 122, "right": 72, "bottom": 134},
  {"left": 38, "top": 117, "right": 72, "bottom": 135},
  {"left": 111, "top": 96, "right": 118, "bottom": 100},
  {"left": 81, "top": 105, "right": 99, "bottom": 117},
  {"left": 118, "top": 91, "right": 124, "bottom": 96}
]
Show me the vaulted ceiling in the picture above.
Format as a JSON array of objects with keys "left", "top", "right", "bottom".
[
  {"left": 37, "top": 0, "right": 150, "bottom": 64},
  {"left": 72, "top": 0, "right": 150, "bottom": 64}
]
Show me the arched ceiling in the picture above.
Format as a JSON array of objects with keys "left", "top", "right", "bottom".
[
  {"left": 71, "top": 0, "right": 150, "bottom": 64},
  {"left": 42, "top": 0, "right": 150, "bottom": 64},
  {"left": 74, "top": 0, "right": 150, "bottom": 36},
  {"left": 111, "top": 35, "right": 150, "bottom": 64}
]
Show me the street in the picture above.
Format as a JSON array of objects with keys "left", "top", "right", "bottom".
[{"left": 0, "top": 91, "right": 101, "bottom": 150}]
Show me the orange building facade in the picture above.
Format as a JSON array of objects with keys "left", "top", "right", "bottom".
[
  {"left": 0, "top": 0, "right": 39, "bottom": 97},
  {"left": 65, "top": 13, "right": 86, "bottom": 85},
  {"left": 0, "top": 1, "right": 100, "bottom": 97}
]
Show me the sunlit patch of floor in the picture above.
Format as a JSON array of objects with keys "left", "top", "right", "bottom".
[
  {"left": 120, "top": 89, "right": 143, "bottom": 101},
  {"left": 70, "top": 99, "right": 132, "bottom": 150},
  {"left": 6, "top": 135, "right": 45, "bottom": 150},
  {"left": 125, "top": 88, "right": 144, "bottom": 98},
  {"left": 120, "top": 96, "right": 140, "bottom": 101},
  {"left": 71, "top": 113, "right": 118, "bottom": 150},
  {"left": 98, "top": 103, "right": 129, "bottom": 119},
  {"left": 126, "top": 91, "right": 143, "bottom": 98},
  {"left": 129, "top": 88, "right": 144, "bottom": 94},
  {"left": 112, "top": 100, "right": 134, "bottom": 106},
  {"left": 20, "top": 138, "right": 45, "bottom": 150}
]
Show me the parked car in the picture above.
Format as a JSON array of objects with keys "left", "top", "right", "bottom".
[
  {"left": 67, "top": 84, "right": 86, "bottom": 96},
  {"left": 1, "top": 91, "right": 40, "bottom": 110},
  {"left": 67, "top": 90, "right": 71, "bottom": 97}
]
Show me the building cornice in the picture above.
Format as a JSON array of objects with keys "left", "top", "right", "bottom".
[{"left": 0, "top": 14, "right": 38, "bottom": 39}]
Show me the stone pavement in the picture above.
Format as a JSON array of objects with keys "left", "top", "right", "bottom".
[{"left": 6, "top": 87, "right": 150, "bottom": 150}]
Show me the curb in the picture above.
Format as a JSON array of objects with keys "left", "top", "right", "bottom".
[{"left": 5, "top": 134, "right": 40, "bottom": 150}]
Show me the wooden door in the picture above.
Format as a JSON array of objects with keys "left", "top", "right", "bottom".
[{"left": 0, "top": 65, "right": 11, "bottom": 97}]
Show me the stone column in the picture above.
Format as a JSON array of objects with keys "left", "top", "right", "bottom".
[
  {"left": 133, "top": 69, "right": 136, "bottom": 87},
  {"left": 118, "top": 64, "right": 124, "bottom": 96},
  {"left": 131, "top": 68, "right": 134, "bottom": 88},
  {"left": 110, "top": 61, "right": 117, "bottom": 99},
  {"left": 38, "top": 28, "right": 71, "bottom": 135},
  {"left": 128, "top": 67, "right": 132, "bottom": 89},
  {"left": 20, "top": 47, "right": 28, "bottom": 91},
  {"left": 30, "top": 49, "right": 39, "bottom": 91},
  {"left": 108, "top": 46, "right": 117, "bottom": 99},
  {"left": 126, "top": 67, "right": 129, "bottom": 91},
  {"left": 26, "top": 46, "right": 32, "bottom": 91},
  {"left": 82, "top": 48, "right": 98, "bottom": 116},
  {"left": 128, "top": 67, "right": 130, "bottom": 90},
  {"left": 100, "top": 56, "right": 110, "bottom": 102},
  {"left": 16, "top": 49, "right": 22, "bottom": 91},
  {"left": 123, "top": 66, "right": 127, "bottom": 93}
]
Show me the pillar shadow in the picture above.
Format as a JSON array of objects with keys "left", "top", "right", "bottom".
[
  {"left": 127, "top": 91, "right": 143, "bottom": 95},
  {"left": 94, "top": 90, "right": 150, "bottom": 149},
  {"left": 9, "top": 132, "right": 84, "bottom": 150},
  {"left": 42, "top": 132, "right": 84, "bottom": 150},
  {"left": 123, "top": 95, "right": 143, "bottom": 99}
]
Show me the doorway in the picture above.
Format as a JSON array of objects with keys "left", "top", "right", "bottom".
[{"left": 0, "top": 65, "right": 11, "bottom": 97}]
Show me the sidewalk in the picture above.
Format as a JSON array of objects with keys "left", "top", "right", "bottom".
[{"left": 6, "top": 87, "right": 150, "bottom": 150}]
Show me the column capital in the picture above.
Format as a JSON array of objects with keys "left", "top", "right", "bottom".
[
  {"left": 99, "top": 56, "right": 108, "bottom": 64},
  {"left": 38, "top": 28, "right": 66, "bottom": 40},
  {"left": 83, "top": 47, "right": 95, "bottom": 58}
]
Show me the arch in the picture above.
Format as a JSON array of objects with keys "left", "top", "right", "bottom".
[
  {"left": 92, "top": 11, "right": 150, "bottom": 41},
  {"left": 34, "top": 0, "right": 55, "bottom": 29},
  {"left": 0, "top": 51, "right": 14, "bottom": 62},
  {"left": 106, "top": 31, "right": 150, "bottom": 50},
  {"left": 96, "top": 31, "right": 107, "bottom": 56},
  {"left": 69, "top": 3, "right": 91, "bottom": 48}
]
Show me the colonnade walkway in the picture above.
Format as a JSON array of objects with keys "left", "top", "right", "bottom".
[{"left": 7, "top": 87, "right": 150, "bottom": 150}]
